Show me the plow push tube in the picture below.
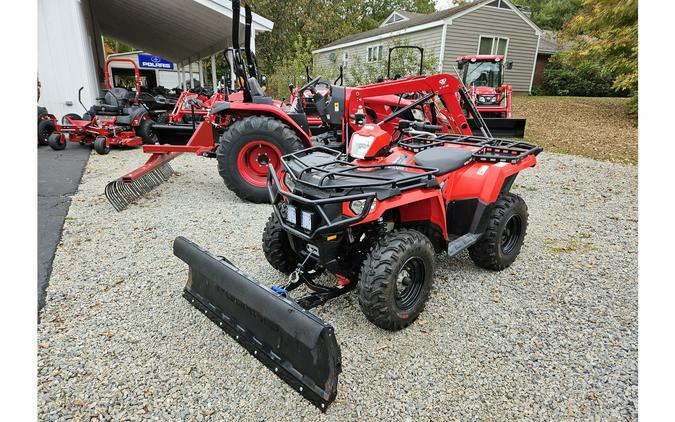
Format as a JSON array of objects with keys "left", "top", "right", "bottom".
[{"left": 174, "top": 237, "right": 341, "bottom": 411}]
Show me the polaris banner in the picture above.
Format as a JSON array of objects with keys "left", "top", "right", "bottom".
[{"left": 138, "top": 54, "right": 174, "bottom": 70}]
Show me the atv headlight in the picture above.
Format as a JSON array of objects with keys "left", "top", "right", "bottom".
[
  {"left": 349, "top": 199, "right": 376, "bottom": 215},
  {"left": 300, "top": 210, "right": 314, "bottom": 231},
  {"left": 285, "top": 205, "right": 297, "bottom": 224},
  {"left": 283, "top": 173, "right": 296, "bottom": 192},
  {"left": 349, "top": 134, "right": 375, "bottom": 160}
]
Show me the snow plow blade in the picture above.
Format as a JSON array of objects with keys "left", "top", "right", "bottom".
[
  {"left": 173, "top": 236, "right": 341, "bottom": 411},
  {"left": 469, "top": 117, "right": 526, "bottom": 138}
]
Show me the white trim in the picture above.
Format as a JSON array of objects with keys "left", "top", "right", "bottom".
[
  {"left": 192, "top": 0, "right": 274, "bottom": 31},
  {"left": 380, "top": 11, "right": 409, "bottom": 27},
  {"left": 476, "top": 34, "right": 510, "bottom": 57},
  {"left": 438, "top": 23, "right": 448, "bottom": 72},
  {"left": 312, "top": 20, "right": 445, "bottom": 54},
  {"left": 528, "top": 33, "right": 541, "bottom": 93}
]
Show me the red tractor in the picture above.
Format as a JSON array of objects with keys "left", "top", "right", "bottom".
[
  {"left": 47, "top": 58, "right": 168, "bottom": 154},
  {"left": 173, "top": 73, "right": 542, "bottom": 411},
  {"left": 105, "top": 0, "right": 445, "bottom": 211},
  {"left": 456, "top": 55, "right": 526, "bottom": 138}
]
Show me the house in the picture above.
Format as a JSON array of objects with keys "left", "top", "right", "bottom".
[
  {"left": 312, "top": 0, "right": 543, "bottom": 92},
  {"left": 532, "top": 30, "right": 563, "bottom": 87}
]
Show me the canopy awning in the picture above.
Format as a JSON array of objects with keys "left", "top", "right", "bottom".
[{"left": 91, "top": 0, "right": 274, "bottom": 63}]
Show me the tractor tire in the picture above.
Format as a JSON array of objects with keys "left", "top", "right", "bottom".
[
  {"left": 262, "top": 207, "right": 300, "bottom": 274},
  {"left": 38, "top": 119, "right": 56, "bottom": 144},
  {"left": 61, "top": 113, "right": 82, "bottom": 124},
  {"left": 468, "top": 192, "right": 528, "bottom": 271},
  {"left": 358, "top": 229, "right": 435, "bottom": 331},
  {"left": 94, "top": 137, "right": 110, "bottom": 155},
  {"left": 217, "top": 116, "right": 304, "bottom": 203},
  {"left": 48, "top": 133, "right": 66, "bottom": 150},
  {"left": 137, "top": 118, "right": 157, "bottom": 145}
]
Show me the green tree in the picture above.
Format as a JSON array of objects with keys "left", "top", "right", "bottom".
[
  {"left": 561, "top": 0, "right": 637, "bottom": 111},
  {"left": 347, "top": 40, "right": 438, "bottom": 85},
  {"left": 511, "top": 0, "right": 582, "bottom": 30}
]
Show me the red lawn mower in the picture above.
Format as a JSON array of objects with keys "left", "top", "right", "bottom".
[
  {"left": 47, "top": 58, "right": 165, "bottom": 154},
  {"left": 173, "top": 73, "right": 542, "bottom": 410},
  {"left": 456, "top": 55, "right": 526, "bottom": 138},
  {"left": 37, "top": 79, "right": 57, "bottom": 145},
  {"left": 104, "top": 0, "right": 434, "bottom": 211}
]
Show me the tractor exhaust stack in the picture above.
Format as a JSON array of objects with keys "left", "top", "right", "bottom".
[
  {"left": 174, "top": 236, "right": 341, "bottom": 411},
  {"left": 105, "top": 152, "right": 180, "bottom": 211}
]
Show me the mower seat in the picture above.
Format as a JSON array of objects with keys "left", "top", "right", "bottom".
[
  {"left": 247, "top": 77, "right": 274, "bottom": 105},
  {"left": 414, "top": 147, "right": 473, "bottom": 175}
]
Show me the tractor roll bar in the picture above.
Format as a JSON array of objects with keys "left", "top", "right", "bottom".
[
  {"left": 104, "top": 58, "right": 141, "bottom": 103},
  {"left": 387, "top": 46, "right": 424, "bottom": 80}
]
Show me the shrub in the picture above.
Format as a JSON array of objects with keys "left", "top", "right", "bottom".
[{"left": 541, "top": 55, "right": 628, "bottom": 97}]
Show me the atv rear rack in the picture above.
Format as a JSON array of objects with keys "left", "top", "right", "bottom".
[{"left": 399, "top": 133, "right": 542, "bottom": 164}]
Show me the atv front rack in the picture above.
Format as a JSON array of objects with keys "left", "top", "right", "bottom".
[
  {"left": 399, "top": 133, "right": 542, "bottom": 164},
  {"left": 281, "top": 146, "right": 439, "bottom": 191}
]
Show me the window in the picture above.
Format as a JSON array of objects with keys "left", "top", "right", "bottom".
[
  {"left": 342, "top": 52, "right": 349, "bottom": 69},
  {"left": 478, "top": 36, "right": 509, "bottom": 56},
  {"left": 367, "top": 45, "right": 383, "bottom": 63},
  {"left": 382, "top": 12, "right": 408, "bottom": 26}
]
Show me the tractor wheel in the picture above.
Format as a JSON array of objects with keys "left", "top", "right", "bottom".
[
  {"left": 38, "top": 119, "right": 56, "bottom": 144},
  {"left": 358, "top": 229, "right": 435, "bottom": 331},
  {"left": 217, "top": 116, "right": 304, "bottom": 203},
  {"left": 48, "top": 133, "right": 66, "bottom": 150},
  {"left": 94, "top": 137, "right": 110, "bottom": 155},
  {"left": 468, "top": 192, "right": 528, "bottom": 271},
  {"left": 262, "top": 207, "right": 300, "bottom": 274},
  {"left": 61, "top": 113, "right": 81, "bottom": 125},
  {"left": 136, "top": 118, "right": 157, "bottom": 145}
]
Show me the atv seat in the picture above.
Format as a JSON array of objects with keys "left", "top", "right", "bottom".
[{"left": 414, "top": 147, "right": 473, "bottom": 175}]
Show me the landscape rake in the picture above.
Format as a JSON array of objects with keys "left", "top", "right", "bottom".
[{"left": 105, "top": 152, "right": 179, "bottom": 211}]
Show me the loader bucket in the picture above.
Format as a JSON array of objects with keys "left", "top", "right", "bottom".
[
  {"left": 105, "top": 152, "right": 181, "bottom": 211},
  {"left": 173, "top": 236, "right": 341, "bottom": 411},
  {"left": 468, "top": 117, "right": 526, "bottom": 138}
]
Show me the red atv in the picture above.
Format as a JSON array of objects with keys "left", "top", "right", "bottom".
[
  {"left": 456, "top": 55, "right": 526, "bottom": 137},
  {"left": 173, "top": 73, "right": 541, "bottom": 410}
]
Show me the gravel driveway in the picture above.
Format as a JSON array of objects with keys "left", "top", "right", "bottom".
[{"left": 38, "top": 149, "right": 638, "bottom": 421}]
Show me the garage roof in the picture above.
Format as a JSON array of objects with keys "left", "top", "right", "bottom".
[{"left": 91, "top": 0, "right": 273, "bottom": 63}]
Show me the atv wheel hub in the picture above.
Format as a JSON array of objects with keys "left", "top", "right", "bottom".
[{"left": 395, "top": 257, "right": 425, "bottom": 310}]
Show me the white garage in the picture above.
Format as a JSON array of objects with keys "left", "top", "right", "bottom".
[{"left": 37, "top": 0, "right": 274, "bottom": 119}]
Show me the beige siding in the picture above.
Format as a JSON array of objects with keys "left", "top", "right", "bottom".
[
  {"left": 313, "top": 26, "right": 444, "bottom": 84},
  {"left": 442, "top": 4, "right": 539, "bottom": 92}
]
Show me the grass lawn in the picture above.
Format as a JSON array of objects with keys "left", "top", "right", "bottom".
[{"left": 512, "top": 96, "right": 637, "bottom": 164}]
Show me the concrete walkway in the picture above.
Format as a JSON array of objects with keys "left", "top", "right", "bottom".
[{"left": 38, "top": 144, "right": 90, "bottom": 311}]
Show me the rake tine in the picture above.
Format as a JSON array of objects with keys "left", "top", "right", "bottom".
[{"left": 105, "top": 162, "right": 175, "bottom": 211}]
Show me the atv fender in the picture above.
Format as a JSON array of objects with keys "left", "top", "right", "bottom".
[
  {"left": 210, "top": 101, "right": 312, "bottom": 147},
  {"left": 450, "top": 155, "right": 537, "bottom": 204}
]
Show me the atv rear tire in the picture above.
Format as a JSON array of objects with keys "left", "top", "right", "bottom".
[
  {"left": 137, "top": 118, "right": 157, "bottom": 145},
  {"left": 468, "top": 192, "right": 528, "bottom": 271},
  {"left": 217, "top": 116, "right": 304, "bottom": 203},
  {"left": 94, "top": 137, "right": 110, "bottom": 155},
  {"left": 358, "top": 229, "right": 435, "bottom": 331},
  {"left": 262, "top": 207, "right": 300, "bottom": 274},
  {"left": 48, "top": 133, "right": 66, "bottom": 150},
  {"left": 61, "top": 113, "right": 81, "bottom": 124},
  {"left": 38, "top": 119, "right": 56, "bottom": 144}
]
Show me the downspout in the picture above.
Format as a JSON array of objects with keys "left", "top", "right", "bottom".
[
  {"left": 528, "top": 33, "right": 541, "bottom": 94},
  {"left": 438, "top": 22, "right": 448, "bottom": 73}
]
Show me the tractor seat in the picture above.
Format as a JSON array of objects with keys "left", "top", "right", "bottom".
[{"left": 413, "top": 147, "right": 473, "bottom": 175}]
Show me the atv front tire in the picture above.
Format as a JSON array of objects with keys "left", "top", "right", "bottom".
[
  {"left": 358, "top": 229, "right": 435, "bottom": 331},
  {"left": 468, "top": 192, "right": 528, "bottom": 270},
  {"left": 217, "top": 116, "right": 304, "bottom": 203},
  {"left": 262, "top": 207, "right": 300, "bottom": 274}
]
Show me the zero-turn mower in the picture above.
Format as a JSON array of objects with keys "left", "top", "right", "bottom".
[{"left": 173, "top": 73, "right": 542, "bottom": 411}]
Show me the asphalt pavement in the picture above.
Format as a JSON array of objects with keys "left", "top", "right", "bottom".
[{"left": 38, "top": 144, "right": 90, "bottom": 311}]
